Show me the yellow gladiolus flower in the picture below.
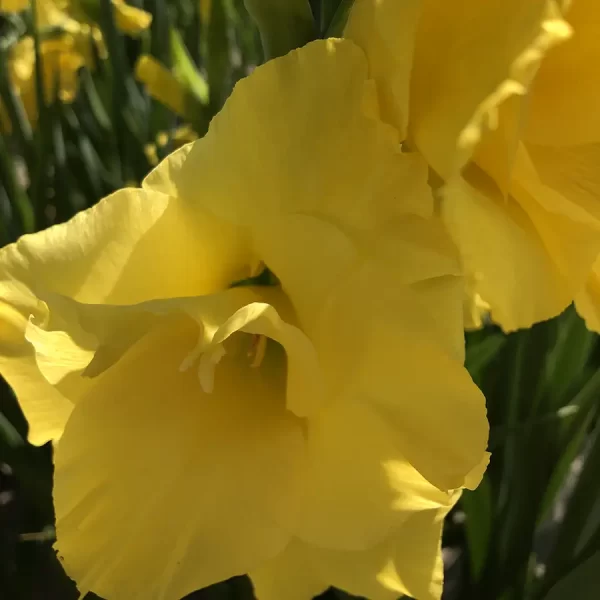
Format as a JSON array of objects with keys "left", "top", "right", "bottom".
[
  {"left": 109, "top": 0, "right": 152, "bottom": 34},
  {"left": 346, "top": 0, "right": 600, "bottom": 332},
  {"left": 135, "top": 54, "right": 196, "bottom": 122},
  {"left": 0, "top": 40, "right": 488, "bottom": 600},
  {"left": 0, "top": 0, "right": 151, "bottom": 33},
  {"left": 2, "top": 34, "right": 88, "bottom": 129}
]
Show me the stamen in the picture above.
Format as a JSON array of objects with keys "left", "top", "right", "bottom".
[
  {"left": 198, "top": 344, "right": 226, "bottom": 393},
  {"left": 248, "top": 334, "right": 267, "bottom": 368},
  {"left": 179, "top": 339, "right": 204, "bottom": 373}
]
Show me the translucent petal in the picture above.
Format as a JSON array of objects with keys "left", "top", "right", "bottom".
[
  {"left": 0, "top": 187, "right": 251, "bottom": 305},
  {"left": 251, "top": 210, "right": 460, "bottom": 355},
  {"left": 410, "top": 0, "right": 571, "bottom": 179},
  {"left": 521, "top": 143, "right": 600, "bottom": 227},
  {"left": 576, "top": 257, "right": 600, "bottom": 332},
  {"left": 251, "top": 499, "right": 457, "bottom": 600},
  {"left": 310, "top": 503, "right": 457, "bottom": 600},
  {"left": 526, "top": 0, "right": 600, "bottom": 145},
  {"left": 344, "top": 0, "right": 420, "bottom": 138},
  {"left": 307, "top": 243, "right": 488, "bottom": 491},
  {"left": 54, "top": 314, "right": 303, "bottom": 600},
  {"left": 112, "top": 0, "right": 152, "bottom": 35},
  {"left": 0, "top": 299, "right": 73, "bottom": 443},
  {"left": 143, "top": 39, "right": 431, "bottom": 232},
  {"left": 249, "top": 542, "right": 328, "bottom": 600},
  {"left": 0, "top": 284, "right": 74, "bottom": 443},
  {"left": 448, "top": 141, "right": 600, "bottom": 331},
  {"left": 274, "top": 396, "right": 459, "bottom": 551},
  {"left": 443, "top": 168, "right": 572, "bottom": 331}
]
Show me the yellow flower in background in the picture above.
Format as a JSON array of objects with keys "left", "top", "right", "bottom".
[
  {"left": 531, "top": 0, "right": 600, "bottom": 333},
  {"left": 57, "top": 0, "right": 152, "bottom": 35},
  {"left": 144, "top": 126, "right": 199, "bottom": 167},
  {"left": 0, "top": 0, "right": 28, "bottom": 10},
  {"left": 0, "top": 0, "right": 151, "bottom": 35},
  {"left": 0, "top": 39, "right": 489, "bottom": 600},
  {"left": 3, "top": 34, "right": 87, "bottom": 128},
  {"left": 135, "top": 55, "right": 195, "bottom": 121},
  {"left": 0, "top": 0, "right": 151, "bottom": 129},
  {"left": 109, "top": 0, "right": 152, "bottom": 34},
  {"left": 346, "top": 0, "right": 600, "bottom": 332}
]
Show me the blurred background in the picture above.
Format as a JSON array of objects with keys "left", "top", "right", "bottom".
[{"left": 0, "top": 1, "right": 599, "bottom": 599}]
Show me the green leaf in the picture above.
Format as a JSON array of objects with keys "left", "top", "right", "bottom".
[
  {"left": 466, "top": 331, "right": 506, "bottom": 383},
  {"left": 98, "top": 0, "right": 140, "bottom": 183},
  {"left": 542, "top": 552, "right": 600, "bottom": 600},
  {"left": 30, "top": 0, "right": 53, "bottom": 227},
  {"left": 539, "top": 368, "right": 600, "bottom": 522},
  {"left": 171, "top": 27, "right": 209, "bottom": 105},
  {"left": 543, "top": 306, "right": 595, "bottom": 409},
  {"left": 231, "top": 0, "right": 264, "bottom": 70},
  {"left": 325, "top": 0, "right": 355, "bottom": 36},
  {"left": 462, "top": 476, "right": 493, "bottom": 579},
  {"left": 205, "top": 0, "right": 231, "bottom": 113},
  {"left": 474, "top": 321, "right": 561, "bottom": 598},
  {"left": 542, "top": 422, "right": 600, "bottom": 591},
  {"left": 0, "top": 47, "right": 34, "bottom": 169},
  {"left": 61, "top": 105, "right": 105, "bottom": 201},
  {"left": 244, "top": 0, "right": 316, "bottom": 59},
  {"left": 0, "top": 130, "right": 34, "bottom": 233},
  {"left": 0, "top": 410, "right": 25, "bottom": 449}
]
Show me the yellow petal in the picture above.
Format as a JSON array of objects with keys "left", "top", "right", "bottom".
[
  {"left": 249, "top": 541, "right": 328, "bottom": 600},
  {"left": 520, "top": 142, "right": 600, "bottom": 226},
  {"left": 54, "top": 309, "right": 304, "bottom": 600},
  {"left": 25, "top": 313, "right": 95, "bottom": 386},
  {"left": 274, "top": 396, "right": 455, "bottom": 551},
  {"left": 0, "top": 271, "right": 75, "bottom": 444},
  {"left": 204, "top": 295, "right": 326, "bottom": 419},
  {"left": 310, "top": 502, "right": 457, "bottom": 600},
  {"left": 22, "top": 284, "right": 312, "bottom": 400},
  {"left": 249, "top": 157, "right": 439, "bottom": 339},
  {"left": 449, "top": 139, "right": 600, "bottom": 332},
  {"left": 0, "top": 300, "right": 28, "bottom": 350},
  {"left": 526, "top": 0, "right": 600, "bottom": 145},
  {"left": 576, "top": 256, "right": 600, "bottom": 332},
  {"left": 480, "top": 156, "right": 600, "bottom": 308},
  {"left": 442, "top": 168, "right": 572, "bottom": 331},
  {"left": 0, "top": 187, "right": 251, "bottom": 305},
  {"left": 0, "top": 187, "right": 252, "bottom": 442},
  {"left": 0, "top": 300, "right": 73, "bottom": 444},
  {"left": 512, "top": 162, "right": 600, "bottom": 298},
  {"left": 0, "top": 0, "right": 28, "bottom": 11},
  {"left": 11, "top": 32, "right": 89, "bottom": 111},
  {"left": 309, "top": 241, "right": 489, "bottom": 491},
  {"left": 143, "top": 39, "right": 431, "bottom": 230},
  {"left": 343, "top": 0, "right": 420, "bottom": 138},
  {"left": 251, "top": 499, "right": 457, "bottom": 600},
  {"left": 0, "top": 352, "right": 74, "bottom": 444},
  {"left": 410, "top": 0, "right": 571, "bottom": 180},
  {"left": 112, "top": 0, "right": 152, "bottom": 35},
  {"left": 135, "top": 55, "right": 193, "bottom": 121},
  {"left": 253, "top": 212, "right": 465, "bottom": 364}
]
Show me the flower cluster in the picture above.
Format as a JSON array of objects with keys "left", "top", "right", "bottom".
[
  {"left": 0, "top": 1, "right": 597, "bottom": 599},
  {"left": 0, "top": 0, "right": 151, "bottom": 130}
]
